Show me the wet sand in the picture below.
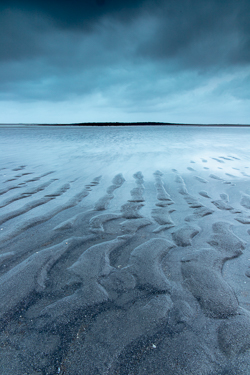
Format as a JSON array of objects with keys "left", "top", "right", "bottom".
[{"left": 0, "top": 125, "right": 250, "bottom": 374}]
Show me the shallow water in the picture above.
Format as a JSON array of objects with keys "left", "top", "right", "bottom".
[
  {"left": 1, "top": 125, "right": 250, "bottom": 174},
  {"left": 0, "top": 125, "right": 250, "bottom": 374}
]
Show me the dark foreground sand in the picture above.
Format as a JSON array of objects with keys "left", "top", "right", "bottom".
[{"left": 0, "top": 126, "right": 250, "bottom": 374}]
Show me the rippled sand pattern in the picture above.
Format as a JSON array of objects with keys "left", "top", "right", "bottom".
[{"left": 0, "top": 125, "right": 250, "bottom": 374}]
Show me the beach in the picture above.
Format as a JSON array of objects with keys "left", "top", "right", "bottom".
[{"left": 0, "top": 125, "right": 250, "bottom": 374}]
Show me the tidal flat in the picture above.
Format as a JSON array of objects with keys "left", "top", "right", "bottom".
[{"left": 0, "top": 125, "right": 250, "bottom": 374}]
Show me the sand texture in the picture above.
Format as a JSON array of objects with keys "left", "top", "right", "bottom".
[{"left": 0, "top": 125, "right": 250, "bottom": 374}]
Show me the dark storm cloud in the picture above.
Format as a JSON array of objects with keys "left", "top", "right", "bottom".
[
  {"left": 1, "top": 0, "right": 249, "bottom": 65},
  {"left": 136, "top": 0, "right": 250, "bottom": 69},
  {"left": 0, "top": 0, "right": 249, "bottom": 105},
  {"left": 0, "top": 0, "right": 152, "bottom": 28}
]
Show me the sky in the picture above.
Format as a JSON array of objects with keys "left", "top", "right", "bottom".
[{"left": 0, "top": 0, "right": 250, "bottom": 124}]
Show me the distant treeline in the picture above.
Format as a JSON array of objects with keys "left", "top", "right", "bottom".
[{"left": 41, "top": 122, "right": 174, "bottom": 126}]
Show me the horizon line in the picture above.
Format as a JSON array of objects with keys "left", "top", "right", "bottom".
[{"left": 1, "top": 122, "right": 250, "bottom": 127}]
